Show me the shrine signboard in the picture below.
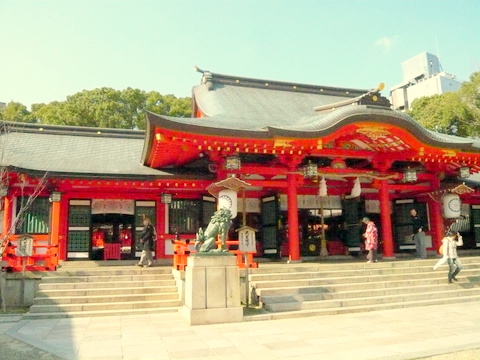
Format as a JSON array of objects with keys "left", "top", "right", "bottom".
[{"left": 16, "top": 235, "right": 33, "bottom": 257}]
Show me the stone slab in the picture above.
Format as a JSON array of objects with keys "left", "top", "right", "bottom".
[
  {"left": 183, "top": 254, "right": 241, "bottom": 325},
  {"left": 182, "top": 305, "right": 243, "bottom": 326}
]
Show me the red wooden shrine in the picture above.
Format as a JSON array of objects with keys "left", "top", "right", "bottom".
[{"left": 2, "top": 70, "right": 480, "bottom": 271}]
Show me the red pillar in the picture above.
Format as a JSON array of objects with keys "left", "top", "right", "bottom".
[
  {"left": 428, "top": 197, "right": 444, "bottom": 254},
  {"left": 2, "top": 196, "right": 12, "bottom": 238},
  {"left": 287, "top": 173, "right": 301, "bottom": 262},
  {"left": 379, "top": 180, "right": 395, "bottom": 258},
  {"left": 49, "top": 199, "right": 61, "bottom": 266},
  {"left": 50, "top": 200, "right": 61, "bottom": 246},
  {"left": 156, "top": 200, "right": 166, "bottom": 259},
  {"left": 58, "top": 196, "right": 69, "bottom": 261}
]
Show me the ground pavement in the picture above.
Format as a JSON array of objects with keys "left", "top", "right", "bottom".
[{"left": 0, "top": 300, "right": 479, "bottom": 360}]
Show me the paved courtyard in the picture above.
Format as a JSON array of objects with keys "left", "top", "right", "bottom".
[{"left": 0, "top": 301, "right": 479, "bottom": 360}]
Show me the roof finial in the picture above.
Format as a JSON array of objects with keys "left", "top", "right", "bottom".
[{"left": 194, "top": 66, "right": 205, "bottom": 74}]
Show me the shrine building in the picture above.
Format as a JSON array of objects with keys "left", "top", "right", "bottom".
[{"left": 2, "top": 69, "right": 480, "bottom": 271}]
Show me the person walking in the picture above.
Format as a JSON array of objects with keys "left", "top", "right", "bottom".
[
  {"left": 136, "top": 218, "right": 155, "bottom": 267},
  {"left": 362, "top": 217, "right": 378, "bottom": 263},
  {"left": 442, "top": 230, "right": 464, "bottom": 283},
  {"left": 410, "top": 208, "right": 427, "bottom": 259}
]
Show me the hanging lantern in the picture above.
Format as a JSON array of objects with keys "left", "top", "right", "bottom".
[
  {"left": 459, "top": 166, "right": 470, "bottom": 179},
  {"left": 225, "top": 155, "right": 241, "bottom": 170},
  {"left": 303, "top": 161, "right": 318, "bottom": 178},
  {"left": 403, "top": 168, "right": 417, "bottom": 182},
  {"left": 442, "top": 193, "right": 461, "bottom": 219},
  {"left": 319, "top": 177, "right": 328, "bottom": 197},
  {"left": 160, "top": 193, "right": 172, "bottom": 204},
  {"left": 218, "top": 188, "right": 237, "bottom": 218}
]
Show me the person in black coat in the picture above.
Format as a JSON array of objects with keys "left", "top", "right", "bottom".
[
  {"left": 410, "top": 208, "right": 427, "bottom": 259},
  {"left": 136, "top": 218, "right": 155, "bottom": 267}
]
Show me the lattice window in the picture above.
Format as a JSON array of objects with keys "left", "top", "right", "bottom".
[
  {"left": 16, "top": 196, "right": 50, "bottom": 234},
  {"left": 169, "top": 199, "right": 201, "bottom": 234},
  {"left": 68, "top": 231, "right": 90, "bottom": 252},
  {"left": 68, "top": 206, "right": 91, "bottom": 227}
]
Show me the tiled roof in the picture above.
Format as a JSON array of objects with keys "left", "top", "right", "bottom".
[
  {"left": 1, "top": 122, "right": 173, "bottom": 178},
  {"left": 147, "top": 68, "right": 480, "bottom": 151},
  {"left": 192, "top": 71, "right": 368, "bottom": 128}
]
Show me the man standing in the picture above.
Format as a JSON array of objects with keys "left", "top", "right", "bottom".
[
  {"left": 362, "top": 217, "right": 378, "bottom": 263},
  {"left": 136, "top": 218, "right": 155, "bottom": 267},
  {"left": 410, "top": 208, "right": 426, "bottom": 259}
]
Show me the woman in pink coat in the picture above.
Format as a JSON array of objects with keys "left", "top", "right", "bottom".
[{"left": 362, "top": 217, "right": 378, "bottom": 263}]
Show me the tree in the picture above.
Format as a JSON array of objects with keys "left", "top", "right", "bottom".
[
  {"left": 0, "top": 102, "right": 35, "bottom": 123},
  {"left": 31, "top": 88, "right": 192, "bottom": 130},
  {"left": 458, "top": 72, "right": 480, "bottom": 123},
  {"left": 408, "top": 72, "right": 480, "bottom": 137}
]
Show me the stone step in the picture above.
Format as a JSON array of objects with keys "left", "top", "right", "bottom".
[
  {"left": 28, "top": 298, "right": 181, "bottom": 313},
  {"left": 244, "top": 295, "right": 480, "bottom": 322},
  {"left": 38, "top": 279, "right": 176, "bottom": 290},
  {"left": 250, "top": 268, "right": 480, "bottom": 290},
  {"left": 57, "top": 259, "right": 173, "bottom": 268},
  {"left": 249, "top": 263, "right": 480, "bottom": 281},
  {"left": 253, "top": 268, "right": 480, "bottom": 296},
  {"left": 23, "top": 306, "right": 179, "bottom": 320},
  {"left": 259, "top": 281, "right": 479, "bottom": 304},
  {"left": 33, "top": 291, "right": 180, "bottom": 305},
  {"left": 263, "top": 285, "right": 480, "bottom": 312},
  {"left": 36, "top": 285, "right": 179, "bottom": 297},
  {"left": 247, "top": 255, "right": 480, "bottom": 320},
  {"left": 250, "top": 256, "right": 480, "bottom": 274},
  {"left": 25, "top": 262, "right": 181, "bottom": 319},
  {"left": 40, "top": 273, "right": 174, "bottom": 283}
]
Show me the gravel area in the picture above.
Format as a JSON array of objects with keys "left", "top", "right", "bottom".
[{"left": 0, "top": 334, "right": 64, "bottom": 360}]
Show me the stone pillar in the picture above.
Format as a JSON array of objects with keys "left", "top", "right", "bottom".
[{"left": 183, "top": 254, "right": 242, "bottom": 325}]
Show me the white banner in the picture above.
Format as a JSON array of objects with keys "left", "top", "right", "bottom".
[{"left": 91, "top": 199, "right": 135, "bottom": 215}]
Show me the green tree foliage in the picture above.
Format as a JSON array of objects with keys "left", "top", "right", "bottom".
[
  {"left": 0, "top": 102, "right": 35, "bottom": 123},
  {"left": 1, "top": 88, "right": 191, "bottom": 130},
  {"left": 458, "top": 72, "right": 480, "bottom": 122},
  {"left": 408, "top": 72, "right": 480, "bottom": 137}
]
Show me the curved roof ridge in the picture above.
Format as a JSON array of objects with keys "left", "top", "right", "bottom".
[
  {"left": 194, "top": 67, "right": 369, "bottom": 97},
  {"left": 1, "top": 120, "right": 144, "bottom": 139},
  {"left": 266, "top": 105, "right": 479, "bottom": 149}
]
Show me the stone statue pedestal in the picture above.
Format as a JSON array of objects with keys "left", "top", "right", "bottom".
[{"left": 182, "top": 254, "right": 243, "bottom": 325}]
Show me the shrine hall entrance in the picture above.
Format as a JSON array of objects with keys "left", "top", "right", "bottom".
[
  {"left": 67, "top": 199, "right": 156, "bottom": 260},
  {"left": 91, "top": 213, "right": 135, "bottom": 260}
]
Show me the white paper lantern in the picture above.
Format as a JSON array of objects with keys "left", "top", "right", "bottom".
[
  {"left": 319, "top": 177, "right": 328, "bottom": 197},
  {"left": 442, "top": 193, "right": 461, "bottom": 219},
  {"left": 350, "top": 178, "right": 361, "bottom": 198},
  {"left": 218, "top": 189, "right": 237, "bottom": 218}
]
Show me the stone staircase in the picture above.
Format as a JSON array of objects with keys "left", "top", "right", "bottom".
[
  {"left": 245, "top": 255, "right": 480, "bottom": 321},
  {"left": 23, "top": 261, "right": 181, "bottom": 319}
]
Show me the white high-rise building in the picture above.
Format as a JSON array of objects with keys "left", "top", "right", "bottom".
[{"left": 390, "top": 52, "right": 461, "bottom": 111}]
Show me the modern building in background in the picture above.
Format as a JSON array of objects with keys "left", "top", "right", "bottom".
[{"left": 390, "top": 52, "right": 462, "bottom": 111}]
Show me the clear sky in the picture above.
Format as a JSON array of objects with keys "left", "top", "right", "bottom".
[{"left": 1, "top": 0, "right": 479, "bottom": 109}]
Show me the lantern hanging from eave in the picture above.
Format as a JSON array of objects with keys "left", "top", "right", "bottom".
[{"left": 442, "top": 193, "right": 461, "bottom": 219}]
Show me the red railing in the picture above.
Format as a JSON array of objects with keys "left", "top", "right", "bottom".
[
  {"left": 169, "top": 235, "right": 258, "bottom": 271},
  {"left": 1, "top": 235, "right": 58, "bottom": 272}
]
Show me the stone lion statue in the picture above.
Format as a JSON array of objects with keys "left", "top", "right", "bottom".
[{"left": 195, "top": 208, "right": 232, "bottom": 252}]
